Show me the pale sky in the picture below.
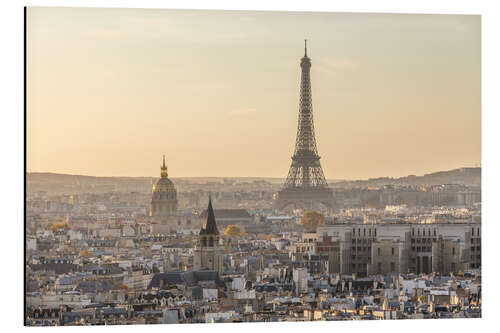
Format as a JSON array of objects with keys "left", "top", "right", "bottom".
[{"left": 27, "top": 7, "right": 481, "bottom": 179}]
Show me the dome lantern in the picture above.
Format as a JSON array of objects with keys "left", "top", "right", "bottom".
[{"left": 160, "top": 155, "right": 168, "bottom": 178}]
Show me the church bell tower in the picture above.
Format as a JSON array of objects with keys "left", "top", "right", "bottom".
[{"left": 194, "top": 196, "right": 223, "bottom": 273}]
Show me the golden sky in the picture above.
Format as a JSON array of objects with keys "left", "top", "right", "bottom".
[{"left": 27, "top": 7, "right": 481, "bottom": 179}]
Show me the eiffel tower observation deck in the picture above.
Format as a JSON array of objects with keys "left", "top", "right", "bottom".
[{"left": 275, "top": 41, "right": 334, "bottom": 211}]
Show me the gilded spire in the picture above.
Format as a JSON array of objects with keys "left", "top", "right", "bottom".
[{"left": 160, "top": 155, "right": 168, "bottom": 178}]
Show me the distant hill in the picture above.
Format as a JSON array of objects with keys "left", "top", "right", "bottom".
[
  {"left": 332, "top": 167, "right": 481, "bottom": 188},
  {"left": 26, "top": 167, "right": 481, "bottom": 195}
]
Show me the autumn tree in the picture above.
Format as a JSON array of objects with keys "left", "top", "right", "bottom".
[
  {"left": 300, "top": 211, "right": 325, "bottom": 232},
  {"left": 265, "top": 234, "right": 276, "bottom": 241},
  {"left": 49, "top": 221, "right": 68, "bottom": 231},
  {"left": 223, "top": 225, "right": 246, "bottom": 238},
  {"left": 80, "top": 250, "right": 93, "bottom": 257}
]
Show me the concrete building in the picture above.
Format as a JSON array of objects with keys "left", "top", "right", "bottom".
[
  {"left": 317, "top": 222, "right": 480, "bottom": 276},
  {"left": 293, "top": 267, "right": 308, "bottom": 295},
  {"left": 368, "top": 239, "right": 401, "bottom": 275}
]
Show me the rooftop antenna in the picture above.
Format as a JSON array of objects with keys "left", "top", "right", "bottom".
[{"left": 304, "top": 39, "right": 307, "bottom": 57}]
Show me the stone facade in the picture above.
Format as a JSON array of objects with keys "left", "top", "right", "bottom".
[{"left": 316, "top": 222, "right": 481, "bottom": 276}]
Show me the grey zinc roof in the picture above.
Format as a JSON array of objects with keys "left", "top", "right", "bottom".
[
  {"left": 201, "top": 209, "right": 251, "bottom": 219},
  {"left": 147, "top": 269, "right": 225, "bottom": 289}
]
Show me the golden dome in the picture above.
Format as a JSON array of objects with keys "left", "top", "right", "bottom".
[
  {"left": 152, "top": 177, "right": 176, "bottom": 195},
  {"left": 150, "top": 155, "right": 178, "bottom": 217}
]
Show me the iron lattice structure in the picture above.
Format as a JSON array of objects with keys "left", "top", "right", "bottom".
[{"left": 275, "top": 41, "right": 334, "bottom": 210}]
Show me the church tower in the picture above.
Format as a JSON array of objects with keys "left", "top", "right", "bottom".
[{"left": 194, "top": 196, "right": 223, "bottom": 273}]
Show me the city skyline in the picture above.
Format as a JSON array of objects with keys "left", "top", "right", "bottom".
[
  {"left": 23, "top": 6, "right": 483, "bottom": 326},
  {"left": 27, "top": 8, "right": 481, "bottom": 179}
]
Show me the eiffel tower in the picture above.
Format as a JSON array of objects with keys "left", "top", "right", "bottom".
[{"left": 275, "top": 41, "right": 334, "bottom": 211}]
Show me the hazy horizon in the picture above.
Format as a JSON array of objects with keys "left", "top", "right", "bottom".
[
  {"left": 27, "top": 8, "right": 481, "bottom": 179},
  {"left": 27, "top": 164, "right": 480, "bottom": 181}
]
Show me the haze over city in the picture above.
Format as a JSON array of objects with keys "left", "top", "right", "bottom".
[
  {"left": 27, "top": 7, "right": 480, "bottom": 179},
  {"left": 23, "top": 6, "right": 484, "bottom": 327}
]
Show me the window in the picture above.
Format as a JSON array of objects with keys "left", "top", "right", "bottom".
[
  {"left": 391, "top": 248, "right": 395, "bottom": 256},
  {"left": 434, "top": 229, "right": 436, "bottom": 236},
  {"left": 390, "top": 262, "right": 395, "bottom": 272},
  {"left": 377, "top": 248, "right": 381, "bottom": 256},
  {"left": 364, "top": 229, "right": 366, "bottom": 237},
  {"left": 377, "top": 262, "right": 382, "bottom": 273},
  {"left": 472, "top": 228, "right": 474, "bottom": 236},
  {"left": 452, "top": 248, "right": 456, "bottom": 256}
]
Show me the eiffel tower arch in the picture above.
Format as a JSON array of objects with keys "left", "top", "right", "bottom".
[{"left": 275, "top": 41, "right": 334, "bottom": 211}]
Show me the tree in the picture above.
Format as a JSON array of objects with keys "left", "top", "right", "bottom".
[
  {"left": 300, "top": 211, "right": 325, "bottom": 232},
  {"left": 223, "top": 225, "right": 246, "bottom": 238},
  {"left": 265, "top": 234, "right": 276, "bottom": 241},
  {"left": 49, "top": 221, "right": 68, "bottom": 231},
  {"left": 80, "top": 250, "right": 93, "bottom": 257}
]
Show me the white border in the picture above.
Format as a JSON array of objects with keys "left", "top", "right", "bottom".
[{"left": 1, "top": 1, "right": 499, "bottom": 332}]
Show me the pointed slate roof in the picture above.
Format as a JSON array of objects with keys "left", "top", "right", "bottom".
[{"left": 200, "top": 197, "right": 219, "bottom": 235}]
